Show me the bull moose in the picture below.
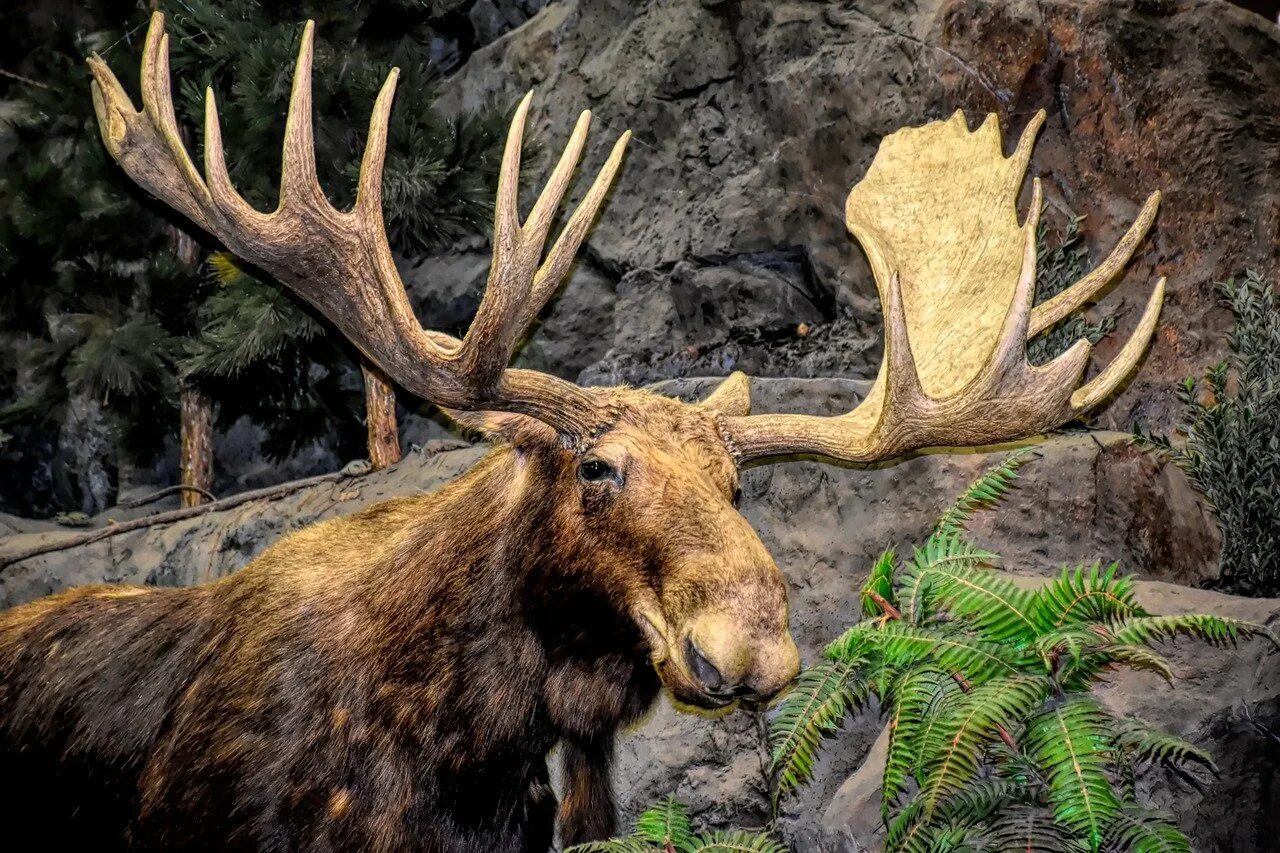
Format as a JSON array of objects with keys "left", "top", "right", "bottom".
[{"left": 0, "top": 12, "right": 1166, "bottom": 852}]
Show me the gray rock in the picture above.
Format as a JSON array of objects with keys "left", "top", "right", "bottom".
[{"left": 433, "top": 0, "right": 1280, "bottom": 432}]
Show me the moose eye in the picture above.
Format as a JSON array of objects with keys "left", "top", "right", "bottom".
[{"left": 579, "top": 459, "right": 618, "bottom": 484}]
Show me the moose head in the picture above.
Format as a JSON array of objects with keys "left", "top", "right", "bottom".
[{"left": 87, "top": 14, "right": 1164, "bottom": 715}]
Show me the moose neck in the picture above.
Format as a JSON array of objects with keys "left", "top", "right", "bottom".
[{"left": 363, "top": 444, "right": 658, "bottom": 754}]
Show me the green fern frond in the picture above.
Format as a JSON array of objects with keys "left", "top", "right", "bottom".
[
  {"left": 634, "top": 796, "right": 696, "bottom": 850},
  {"left": 1094, "top": 645, "right": 1175, "bottom": 684},
  {"left": 887, "top": 775, "right": 1031, "bottom": 848},
  {"left": 908, "top": 549, "right": 1039, "bottom": 643},
  {"left": 870, "top": 622, "right": 1028, "bottom": 685},
  {"left": 769, "top": 659, "right": 869, "bottom": 800},
  {"left": 900, "top": 534, "right": 1000, "bottom": 624},
  {"left": 917, "top": 675, "right": 1051, "bottom": 814},
  {"left": 934, "top": 449, "right": 1037, "bottom": 537},
  {"left": 1112, "top": 718, "right": 1215, "bottom": 772},
  {"left": 1111, "top": 614, "right": 1269, "bottom": 648},
  {"left": 981, "top": 804, "right": 1088, "bottom": 852},
  {"left": 882, "top": 668, "right": 956, "bottom": 816},
  {"left": 1024, "top": 696, "right": 1122, "bottom": 852},
  {"left": 1103, "top": 809, "right": 1191, "bottom": 853},
  {"left": 862, "top": 547, "right": 899, "bottom": 619},
  {"left": 688, "top": 829, "right": 788, "bottom": 853},
  {"left": 1033, "top": 564, "right": 1146, "bottom": 630}
]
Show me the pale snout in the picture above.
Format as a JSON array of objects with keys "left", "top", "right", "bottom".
[{"left": 683, "top": 611, "right": 800, "bottom": 703}]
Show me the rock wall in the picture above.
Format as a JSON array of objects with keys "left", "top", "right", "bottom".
[{"left": 416, "top": 0, "right": 1279, "bottom": 433}]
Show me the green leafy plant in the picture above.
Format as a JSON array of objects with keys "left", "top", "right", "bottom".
[
  {"left": 1134, "top": 270, "right": 1280, "bottom": 596},
  {"left": 565, "top": 796, "right": 784, "bottom": 853},
  {"left": 768, "top": 453, "right": 1271, "bottom": 852}
]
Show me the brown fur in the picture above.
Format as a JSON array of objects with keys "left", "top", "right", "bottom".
[{"left": 0, "top": 388, "right": 798, "bottom": 851}]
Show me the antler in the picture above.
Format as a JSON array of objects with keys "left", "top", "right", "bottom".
[
  {"left": 723, "top": 110, "right": 1165, "bottom": 464},
  {"left": 87, "top": 12, "right": 628, "bottom": 439}
]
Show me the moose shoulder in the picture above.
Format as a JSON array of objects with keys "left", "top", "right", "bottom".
[{"left": 0, "top": 12, "right": 1165, "bottom": 852}]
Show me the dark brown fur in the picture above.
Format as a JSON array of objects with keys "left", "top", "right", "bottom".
[{"left": 0, "top": 390, "right": 798, "bottom": 851}]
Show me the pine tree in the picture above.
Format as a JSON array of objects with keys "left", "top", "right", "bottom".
[
  {"left": 0, "top": 0, "right": 503, "bottom": 516},
  {"left": 159, "top": 0, "right": 505, "bottom": 471}
]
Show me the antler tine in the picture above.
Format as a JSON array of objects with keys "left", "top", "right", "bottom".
[
  {"left": 721, "top": 111, "right": 1165, "bottom": 465},
  {"left": 89, "top": 12, "right": 627, "bottom": 440},
  {"left": 1028, "top": 191, "right": 1161, "bottom": 338},
  {"left": 280, "top": 21, "right": 322, "bottom": 206},
  {"left": 461, "top": 93, "right": 631, "bottom": 386}
]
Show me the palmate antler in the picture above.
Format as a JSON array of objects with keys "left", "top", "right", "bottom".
[
  {"left": 721, "top": 111, "right": 1165, "bottom": 464},
  {"left": 88, "top": 12, "right": 627, "bottom": 439}
]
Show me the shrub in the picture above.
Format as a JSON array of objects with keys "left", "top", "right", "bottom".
[
  {"left": 1134, "top": 270, "right": 1280, "bottom": 596},
  {"left": 767, "top": 452, "right": 1270, "bottom": 852}
]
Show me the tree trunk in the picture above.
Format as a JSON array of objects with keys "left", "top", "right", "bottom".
[
  {"left": 362, "top": 360, "right": 401, "bottom": 469},
  {"left": 171, "top": 208, "right": 213, "bottom": 509},
  {"left": 179, "top": 385, "right": 214, "bottom": 508}
]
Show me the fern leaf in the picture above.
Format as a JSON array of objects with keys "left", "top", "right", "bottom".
[
  {"left": 1033, "top": 563, "right": 1145, "bottom": 630},
  {"left": 934, "top": 449, "right": 1037, "bottom": 537},
  {"left": 917, "top": 675, "right": 1051, "bottom": 814},
  {"left": 981, "top": 804, "right": 1087, "bottom": 852},
  {"left": 1111, "top": 614, "right": 1269, "bottom": 648},
  {"left": 688, "top": 830, "right": 788, "bottom": 853},
  {"left": 871, "top": 622, "right": 1029, "bottom": 685},
  {"left": 769, "top": 659, "right": 869, "bottom": 800},
  {"left": 1024, "top": 695, "right": 1122, "bottom": 852},
  {"left": 862, "top": 547, "right": 899, "bottom": 619},
  {"left": 1103, "top": 809, "right": 1191, "bottom": 853},
  {"left": 634, "top": 795, "right": 695, "bottom": 850},
  {"left": 899, "top": 534, "right": 1000, "bottom": 624},
  {"left": 906, "top": 543, "right": 1039, "bottom": 643},
  {"left": 1112, "top": 718, "right": 1215, "bottom": 772},
  {"left": 882, "top": 668, "right": 955, "bottom": 816}
]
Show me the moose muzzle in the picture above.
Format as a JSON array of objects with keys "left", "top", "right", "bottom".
[{"left": 682, "top": 611, "right": 799, "bottom": 705}]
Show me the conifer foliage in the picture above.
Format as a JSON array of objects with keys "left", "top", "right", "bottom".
[
  {"left": 0, "top": 0, "right": 504, "bottom": 514},
  {"left": 767, "top": 454, "right": 1269, "bottom": 852},
  {"left": 1135, "top": 271, "right": 1280, "bottom": 596}
]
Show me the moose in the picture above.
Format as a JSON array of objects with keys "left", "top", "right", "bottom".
[{"left": 0, "top": 13, "right": 1166, "bottom": 852}]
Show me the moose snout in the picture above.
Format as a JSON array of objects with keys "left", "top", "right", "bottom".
[{"left": 683, "top": 615, "right": 800, "bottom": 703}]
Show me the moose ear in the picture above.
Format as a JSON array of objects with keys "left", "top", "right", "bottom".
[
  {"left": 695, "top": 372, "right": 752, "bottom": 416},
  {"left": 440, "top": 408, "right": 559, "bottom": 450}
]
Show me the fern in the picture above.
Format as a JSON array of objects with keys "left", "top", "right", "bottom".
[
  {"left": 917, "top": 676, "right": 1051, "bottom": 814},
  {"left": 1112, "top": 718, "right": 1215, "bottom": 772},
  {"left": 1025, "top": 696, "right": 1122, "bottom": 851},
  {"left": 1111, "top": 613, "right": 1269, "bottom": 648},
  {"left": 1033, "top": 563, "right": 1145, "bottom": 630},
  {"left": 769, "top": 659, "right": 868, "bottom": 801},
  {"left": 566, "top": 797, "right": 783, "bottom": 853},
  {"left": 934, "top": 447, "right": 1037, "bottom": 537},
  {"left": 763, "top": 452, "right": 1267, "bottom": 852},
  {"left": 1103, "top": 810, "right": 1191, "bottom": 853},
  {"left": 861, "top": 547, "right": 898, "bottom": 620},
  {"left": 634, "top": 796, "right": 696, "bottom": 850}
]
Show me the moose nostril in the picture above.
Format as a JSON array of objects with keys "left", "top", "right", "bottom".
[{"left": 684, "top": 636, "right": 724, "bottom": 693}]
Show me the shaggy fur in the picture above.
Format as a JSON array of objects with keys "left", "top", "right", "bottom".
[{"left": 0, "top": 389, "right": 798, "bottom": 851}]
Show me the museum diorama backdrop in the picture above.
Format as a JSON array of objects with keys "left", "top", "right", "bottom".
[{"left": 1, "top": 0, "right": 1279, "bottom": 850}]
